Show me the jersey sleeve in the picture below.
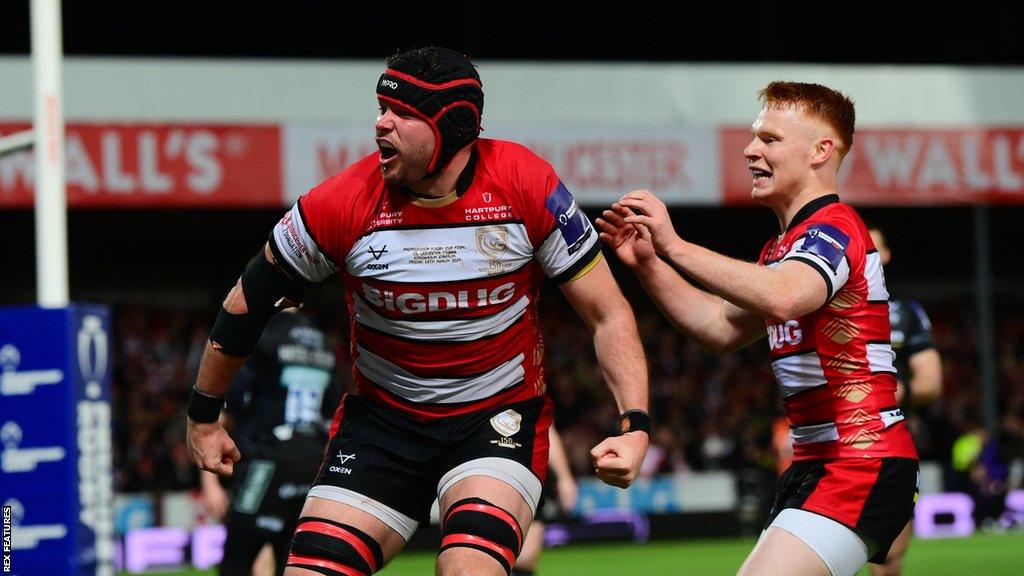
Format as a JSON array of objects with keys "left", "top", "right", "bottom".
[
  {"left": 781, "top": 222, "right": 853, "bottom": 299},
  {"left": 270, "top": 180, "right": 344, "bottom": 283},
  {"left": 535, "top": 179, "right": 601, "bottom": 284},
  {"left": 903, "top": 299, "right": 936, "bottom": 354}
]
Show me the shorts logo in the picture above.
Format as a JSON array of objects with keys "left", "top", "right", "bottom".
[
  {"left": 490, "top": 410, "right": 522, "bottom": 437},
  {"left": 330, "top": 451, "right": 355, "bottom": 475}
]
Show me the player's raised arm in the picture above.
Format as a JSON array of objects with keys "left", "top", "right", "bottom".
[{"left": 596, "top": 203, "right": 764, "bottom": 353}]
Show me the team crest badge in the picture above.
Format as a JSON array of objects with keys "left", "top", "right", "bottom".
[
  {"left": 476, "top": 225, "right": 509, "bottom": 262},
  {"left": 490, "top": 409, "right": 522, "bottom": 437}
]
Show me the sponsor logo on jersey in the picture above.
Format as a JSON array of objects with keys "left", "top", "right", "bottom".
[
  {"left": 465, "top": 205, "right": 514, "bottom": 221},
  {"left": 490, "top": 410, "right": 522, "bottom": 436},
  {"left": 368, "top": 245, "right": 388, "bottom": 260},
  {"left": 279, "top": 212, "right": 324, "bottom": 267},
  {"left": 367, "top": 245, "right": 390, "bottom": 270},
  {"left": 380, "top": 79, "right": 399, "bottom": 90},
  {"left": 545, "top": 182, "right": 592, "bottom": 255},
  {"left": 767, "top": 320, "right": 803, "bottom": 350},
  {"left": 799, "top": 224, "right": 849, "bottom": 271},
  {"left": 370, "top": 211, "right": 404, "bottom": 228},
  {"left": 361, "top": 282, "right": 516, "bottom": 314}
]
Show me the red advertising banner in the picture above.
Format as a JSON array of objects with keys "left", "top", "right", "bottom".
[
  {"left": 0, "top": 123, "right": 282, "bottom": 208},
  {"left": 720, "top": 127, "right": 1024, "bottom": 205}
]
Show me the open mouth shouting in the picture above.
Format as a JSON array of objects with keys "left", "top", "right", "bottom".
[
  {"left": 378, "top": 139, "right": 399, "bottom": 166},
  {"left": 750, "top": 165, "right": 773, "bottom": 185}
]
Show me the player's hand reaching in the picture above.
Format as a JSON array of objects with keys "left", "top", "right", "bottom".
[
  {"left": 595, "top": 207, "right": 656, "bottom": 269},
  {"left": 614, "top": 189, "right": 680, "bottom": 255},
  {"left": 186, "top": 418, "right": 241, "bottom": 477},
  {"left": 590, "top": 431, "right": 649, "bottom": 489}
]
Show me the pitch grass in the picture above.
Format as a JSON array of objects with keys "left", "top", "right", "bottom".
[{"left": 128, "top": 531, "right": 1024, "bottom": 575}]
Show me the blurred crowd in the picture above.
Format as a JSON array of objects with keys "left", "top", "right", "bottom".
[{"left": 111, "top": 291, "right": 1024, "bottom": 521}]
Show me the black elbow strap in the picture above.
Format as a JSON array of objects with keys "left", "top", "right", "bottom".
[{"left": 210, "top": 252, "right": 311, "bottom": 356}]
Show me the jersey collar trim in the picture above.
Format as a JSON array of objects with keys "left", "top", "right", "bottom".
[{"left": 787, "top": 194, "right": 841, "bottom": 232}]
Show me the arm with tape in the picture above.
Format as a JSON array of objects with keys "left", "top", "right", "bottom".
[{"left": 187, "top": 241, "right": 312, "bottom": 475}]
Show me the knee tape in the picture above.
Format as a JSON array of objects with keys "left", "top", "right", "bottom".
[
  {"left": 287, "top": 517, "right": 384, "bottom": 576},
  {"left": 440, "top": 498, "right": 524, "bottom": 574}
]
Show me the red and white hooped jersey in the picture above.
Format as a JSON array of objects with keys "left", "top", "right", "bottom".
[
  {"left": 759, "top": 194, "right": 917, "bottom": 461},
  {"left": 270, "top": 139, "right": 601, "bottom": 420}
]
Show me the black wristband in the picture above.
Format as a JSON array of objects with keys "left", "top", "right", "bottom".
[
  {"left": 188, "top": 386, "right": 226, "bottom": 423},
  {"left": 618, "top": 409, "right": 650, "bottom": 435}
]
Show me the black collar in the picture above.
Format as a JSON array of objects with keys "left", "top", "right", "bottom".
[{"left": 787, "top": 194, "right": 841, "bottom": 232}]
